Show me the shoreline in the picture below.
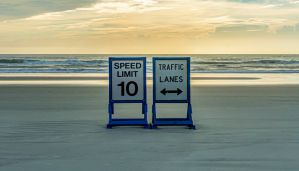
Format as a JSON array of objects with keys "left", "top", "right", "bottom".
[{"left": 0, "top": 73, "right": 298, "bottom": 86}]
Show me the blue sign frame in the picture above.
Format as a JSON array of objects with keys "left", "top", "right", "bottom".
[
  {"left": 152, "top": 57, "right": 195, "bottom": 129},
  {"left": 107, "top": 57, "right": 149, "bottom": 128}
]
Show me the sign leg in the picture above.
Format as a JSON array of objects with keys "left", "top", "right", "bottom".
[
  {"left": 187, "top": 103, "right": 196, "bottom": 129},
  {"left": 187, "top": 103, "right": 192, "bottom": 118},
  {"left": 107, "top": 103, "right": 113, "bottom": 129},
  {"left": 151, "top": 103, "right": 157, "bottom": 129}
]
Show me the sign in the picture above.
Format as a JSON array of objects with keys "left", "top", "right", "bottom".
[
  {"left": 153, "top": 58, "right": 190, "bottom": 102},
  {"left": 107, "top": 57, "right": 149, "bottom": 129},
  {"left": 151, "top": 57, "right": 195, "bottom": 129},
  {"left": 110, "top": 58, "right": 145, "bottom": 101}
]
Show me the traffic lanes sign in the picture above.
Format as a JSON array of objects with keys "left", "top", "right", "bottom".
[
  {"left": 151, "top": 57, "right": 194, "bottom": 129},
  {"left": 153, "top": 57, "right": 190, "bottom": 102}
]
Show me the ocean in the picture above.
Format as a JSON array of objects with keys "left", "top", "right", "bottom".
[{"left": 0, "top": 54, "right": 298, "bottom": 73}]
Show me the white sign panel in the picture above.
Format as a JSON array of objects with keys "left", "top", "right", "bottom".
[
  {"left": 154, "top": 59, "right": 188, "bottom": 101},
  {"left": 111, "top": 59, "right": 144, "bottom": 101}
]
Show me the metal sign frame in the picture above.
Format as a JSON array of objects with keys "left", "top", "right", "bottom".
[
  {"left": 152, "top": 57, "right": 195, "bottom": 129},
  {"left": 107, "top": 57, "right": 149, "bottom": 128}
]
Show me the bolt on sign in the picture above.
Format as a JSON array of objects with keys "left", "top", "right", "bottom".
[{"left": 107, "top": 57, "right": 149, "bottom": 129}]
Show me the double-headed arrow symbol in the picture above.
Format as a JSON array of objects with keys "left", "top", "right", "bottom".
[{"left": 160, "top": 88, "right": 183, "bottom": 96}]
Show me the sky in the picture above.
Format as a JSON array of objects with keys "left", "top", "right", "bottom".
[{"left": 0, "top": 0, "right": 299, "bottom": 54}]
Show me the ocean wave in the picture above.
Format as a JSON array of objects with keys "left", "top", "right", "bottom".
[
  {"left": 192, "top": 61, "right": 242, "bottom": 65},
  {"left": 23, "top": 59, "right": 107, "bottom": 66},
  {"left": 0, "top": 59, "right": 25, "bottom": 64},
  {"left": 0, "top": 55, "right": 299, "bottom": 73},
  {"left": 192, "top": 59, "right": 299, "bottom": 65},
  {"left": 243, "top": 59, "right": 299, "bottom": 64}
]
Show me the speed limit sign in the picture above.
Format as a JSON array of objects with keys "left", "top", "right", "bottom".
[
  {"left": 110, "top": 58, "right": 145, "bottom": 101},
  {"left": 107, "top": 57, "right": 148, "bottom": 128}
]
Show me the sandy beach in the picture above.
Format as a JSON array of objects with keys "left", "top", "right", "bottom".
[{"left": 1, "top": 74, "right": 299, "bottom": 171}]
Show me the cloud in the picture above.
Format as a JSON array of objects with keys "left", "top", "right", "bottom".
[
  {"left": 277, "top": 22, "right": 299, "bottom": 34},
  {"left": 228, "top": 0, "right": 296, "bottom": 4},
  {"left": 0, "top": 0, "right": 299, "bottom": 53},
  {"left": 290, "top": 0, "right": 299, "bottom": 4},
  {"left": 0, "top": 0, "right": 97, "bottom": 19}
]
